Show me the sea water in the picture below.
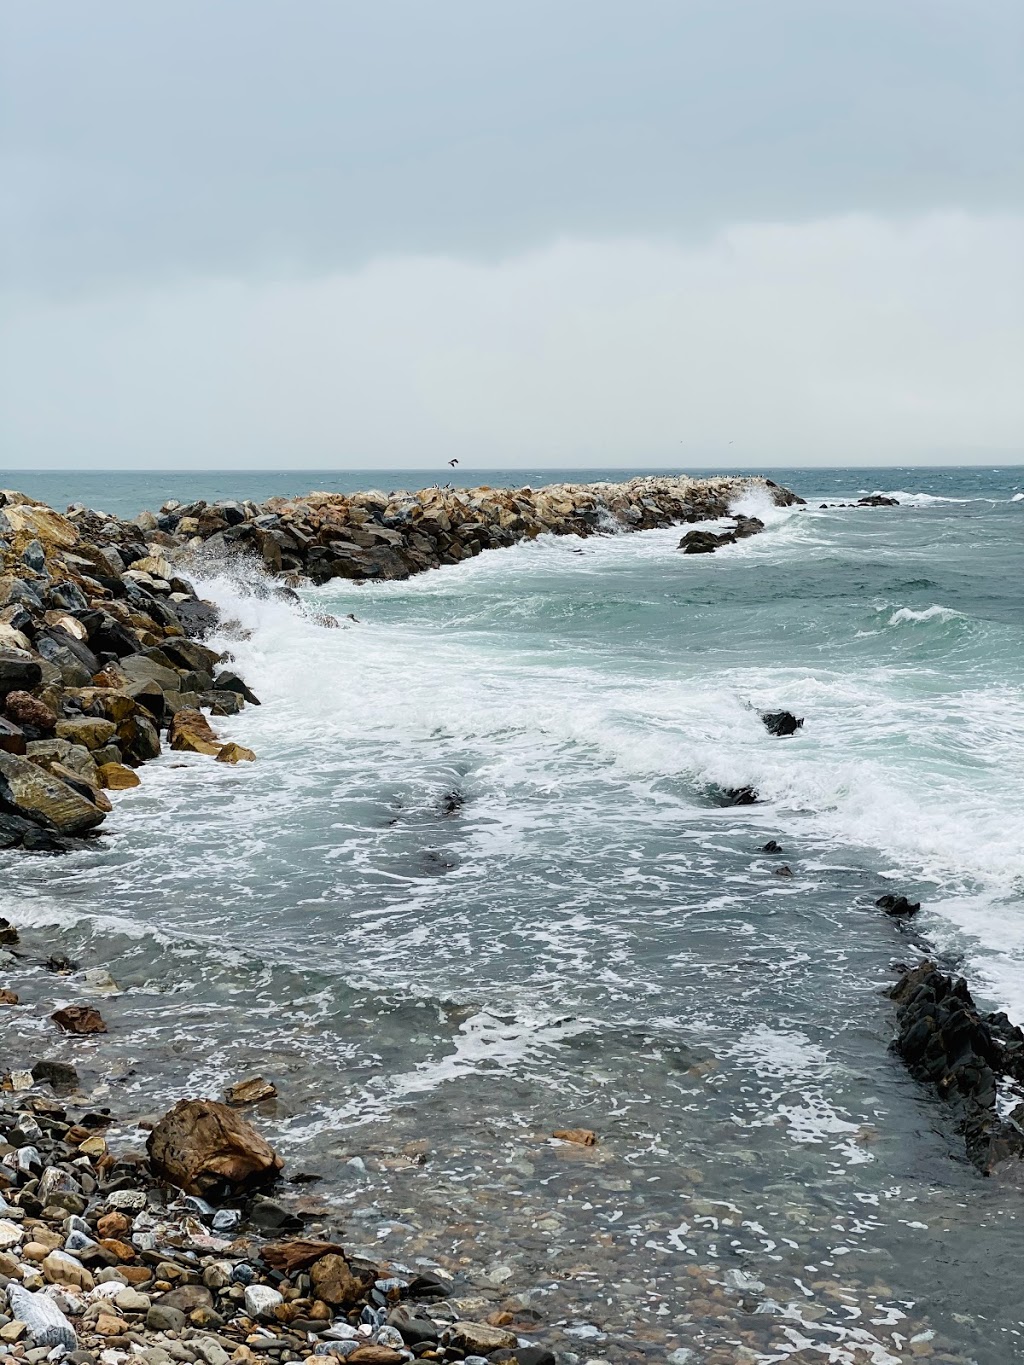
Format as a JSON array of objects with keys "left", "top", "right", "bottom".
[{"left": 2, "top": 465, "right": 1023, "bottom": 1363}]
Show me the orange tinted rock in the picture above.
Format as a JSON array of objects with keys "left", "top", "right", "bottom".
[
  {"left": 147, "top": 1098, "right": 283, "bottom": 1197},
  {"left": 52, "top": 1005, "right": 107, "bottom": 1034},
  {"left": 553, "top": 1128, "right": 597, "bottom": 1146}
]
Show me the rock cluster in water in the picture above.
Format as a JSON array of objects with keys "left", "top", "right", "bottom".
[
  {"left": 891, "top": 959, "right": 1024, "bottom": 1173},
  {"left": 143, "top": 476, "right": 803, "bottom": 582},
  {"left": 0, "top": 1093, "right": 550, "bottom": 1365},
  {"left": 0, "top": 492, "right": 259, "bottom": 853}
]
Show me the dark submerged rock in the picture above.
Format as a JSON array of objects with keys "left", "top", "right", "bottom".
[
  {"left": 761, "top": 709, "right": 804, "bottom": 737},
  {"left": 721, "top": 786, "right": 760, "bottom": 806},
  {"left": 876, "top": 893, "right": 920, "bottom": 918}
]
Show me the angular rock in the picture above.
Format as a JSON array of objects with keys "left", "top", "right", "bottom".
[
  {"left": 6, "top": 1283, "right": 78, "bottom": 1349},
  {"left": 55, "top": 717, "right": 118, "bottom": 750},
  {"left": 446, "top": 1321, "right": 517, "bottom": 1353},
  {"left": 146, "top": 1098, "right": 284, "bottom": 1197},
  {"left": 168, "top": 708, "right": 221, "bottom": 756},
  {"left": 877, "top": 893, "right": 920, "bottom": 918},
  {"left": 0, "top": 716, "right": 26, "bottom": 754},
  {"left": 97, "top": 761, "right": 141, "bottom": 790},
  {"left": 3, "top": 690, "right": 57, "bottom": 733},
  {"left": 216, "top": 742, "right": 256, "bottom": 764},
  {"left": 0, "top": 648, "right": 43, "bottom": 699},
  {"left": 0, "top": 751, "right": 106, "bottom": 834},
  {"left": 310, "top": 1252, "right": 371, "bottom": 1308},
  {"left": 52, "top": 1005, "right": 108, "bottom": 1034},
  {"left": 226, "top": 1076, "right": 277, "bottom": 1106}
]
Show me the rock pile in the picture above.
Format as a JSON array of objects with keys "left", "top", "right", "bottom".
[
  {"left": 0, "top": 1094, "right": 553, "bottom": 1365},
  {"left": 0, "top": 492, "right": 260, "bottom": 853},
  {"left": 144, "top": 477, "right": 802, "bottom": 583},
  {"left": 890, "top": 960, "right": 1024, "bottom": 1173}
]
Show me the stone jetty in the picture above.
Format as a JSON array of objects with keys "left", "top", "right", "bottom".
[
  {"left": 0, "top": 475, "right": 801, "bottom": 851},
  {"left": 144, "top": 474, "right": 803, "bottom": 582}
]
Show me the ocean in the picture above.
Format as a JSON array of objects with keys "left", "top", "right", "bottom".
[{"left": 3, "top": 465, "right": 1023, "bottom": 1363}]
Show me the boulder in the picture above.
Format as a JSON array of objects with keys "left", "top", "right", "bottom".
[
  {"left": 0, "top": 648, "right": 42, "bottom": 699},
  {"left": 446, "top": 1321, "right": 517, "bottom": 1353},
  {"left": 0, "top": 751, "right": 106, "bottom": 834},
  {"left": 761, "top": 710, "right": 804, "bottom": 737},
  {"left": 6, "top": 1283, "right": 77, "bottom": 1349},
  {"left": 857, "top": 495, "right": 899, "bottom": 507},
  {"left": 31, "top": 1059, "right": 80, "bottom": 1091},
  {"left": 213, "top": 671, "right": 261, "bottom": 705},
  {"left": 169, "top": 708, "right": 221, "bottom": 756},
  {"left": 171, "top": 598, "right": 219, "bottom": 638},
  {"left": 146, "top": 1098, "right": 284, "bottom": 1197},
  {"left": 116, "top": 713, "right": 161, "bottom": 765},
  {"left": 225, "top": 1075, "right": 277, "bottom": 1106},
  {"left": 721, "top": 786, "right": 759, "bottom": 806},
  {"left": 52, "top": 1005, "right": 108, "bottom": 1034},
  {"left": 876, "top": 893, "right": 920, "bottom": 918},
  {"left": 0, "top": 717, "right": 26, "bottom": 755},
  {"left": 55, "top": 717, "right": 118, "bottom": 750},
  {"left": 97, "top": 762, "right": 141, "bottom": 790},
  {"left": 216, "top": 743, "right": 256, "bottom": 764},
  {"left": 4, "top": 690, "right": 57, "bottom": 733},
  {"left": 679, "top": 529, "right": 734, "bottom": 555}
]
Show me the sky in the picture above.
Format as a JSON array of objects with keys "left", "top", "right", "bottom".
[{"left": 1, "top": 1, "right": 1022, "bottom": 470}]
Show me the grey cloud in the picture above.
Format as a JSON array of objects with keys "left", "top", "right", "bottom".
[{"left": 3, "top": 0, "right": 1022, "bottom": 293}]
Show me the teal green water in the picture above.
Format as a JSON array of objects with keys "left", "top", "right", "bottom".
[{"left": 2, "top": 467, "right": 1023, "bottom": 1362}]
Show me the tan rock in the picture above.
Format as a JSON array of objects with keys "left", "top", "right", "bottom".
[
  {"left": 52, "top": 1004, "right": 108, "bottom": 1034},
  {"left": 216, "top": 742, "right": 256, "bottom": 764},
  {"left": 0, "top": 1321, "right": 26, "bottom": 1342},
  {"left": 97, "top": 762, "right": 141, "bottom": 790},
  {"left": 94, "top": 1312, "right": 129, "bottom": 1336},
  {"left": 225, "top": 1076, "right": 277, "bottom": 1106},
  {"left": 447, "top": 1321, "right": 517, "bottom": 1353},
  {"left": 42, "top": 1249, "right": 94, "bottom": 1290},
  {"left": 0, "top": 751, "right": 106, "bottom": 834},
  {"left": 99, "top": 1238, "right": 137, "bottom": 1262},
  {"left": 168, "top": 708, "right": 221, "bottom": 756},
  {"left": 309, "top": 1252, "right": 370, "bottom": 1308},
  {"left": 55, "top": 717, "right": 117, "bottom": 750},
  {"left": 2, "top": 503, "right": 79, "bottom": 551},
  {"left": 0, "top": 989, "right": 18, "bottom": 1004},
  {"left": 553, "top": 1127, "right": 597, "bottom": 1146},
  {"left": 147, "top": 1098, "right": 284, "bottom": 1197}
]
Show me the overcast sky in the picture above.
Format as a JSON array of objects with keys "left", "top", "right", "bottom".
[{"left": 2, "top": 0, "right": 1022, "bottom": 469}]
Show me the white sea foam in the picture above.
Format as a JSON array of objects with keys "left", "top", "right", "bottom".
[{"left": 886, "top": 604, "right": 962, "bottom": 625}]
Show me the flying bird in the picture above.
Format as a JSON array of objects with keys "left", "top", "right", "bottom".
[{"left": 448, "top": 458, "right": 459, "bottom": 466}]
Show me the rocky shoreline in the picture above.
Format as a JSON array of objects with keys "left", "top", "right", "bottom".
[
  {"left": 1, "top": 474, "right": 1019, "bottom": 1362},
  {"left": 0, "top": 476, "right": 802, "bottom": 852}
]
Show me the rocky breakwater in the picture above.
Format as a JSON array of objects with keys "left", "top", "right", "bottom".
[
  {"left": 0, "top": 492, "right": 258, "bottom": 854},
  {"left": 891, "top": 960, "right": 1024, "bottom": 1174},
  {"left": 0, "top": 1094, "right": 553, "bottom": 1365},
  {"left": 144, "top": 475, "right": 803, "bottom": 584}
]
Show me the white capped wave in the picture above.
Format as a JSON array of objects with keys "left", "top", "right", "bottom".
[
  {"left": 864, "top": 489, "right": 966, "bottom": 506},
  {"left": 1011, "top": 491, "right": 1024, "bottom": 502},
  {"left": 886, "top": 604, "right": 963, "bottom": 625}
]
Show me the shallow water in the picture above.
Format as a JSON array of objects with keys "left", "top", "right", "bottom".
[{"left": 3, "top": 466, "right": 1024, "bottom": 1362}]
